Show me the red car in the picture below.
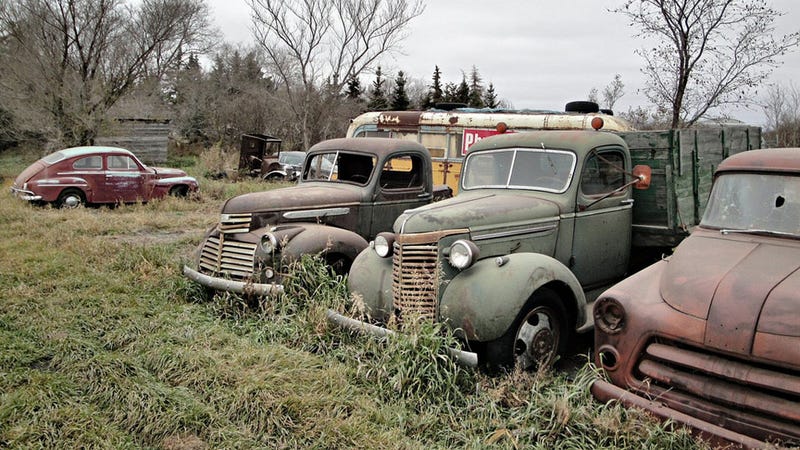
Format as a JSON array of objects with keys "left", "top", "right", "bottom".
[
  {"left": 11, "top": 146, "right": 198, "bottom": 207},
  {"left": 592, "top": 148, "right": 800, "bottom": 448}
]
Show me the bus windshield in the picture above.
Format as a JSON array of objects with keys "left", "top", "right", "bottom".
[{"left": 461, "top": 148, "right": 576, "bottom": 192}]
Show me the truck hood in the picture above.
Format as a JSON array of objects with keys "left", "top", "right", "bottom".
[
  {"left": 222, "top": 182, "right": 362, "bottom": 215},
  {"left": 395, "top": 190, "right": 561, "bottom": 234},
  {"left": 660, "top": 231, "right": 800, "bottom": 354}
]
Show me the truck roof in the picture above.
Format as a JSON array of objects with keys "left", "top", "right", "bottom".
[
  {"left": 308, "top": 137, "right": 428, "bottom": 158},
  {"left": 716, "top": 148, "right": 800, "bottom": 175},
  {"left": 466, "top": 130, "right": 628, "bottom": 159}
]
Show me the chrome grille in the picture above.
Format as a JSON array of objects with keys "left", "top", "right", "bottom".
[
  {"left": 219, "top": 213, "right": 252, "bottom": 234},
  {"left": 392, "top": 239, "right": 439, "bottom": 320},
  {"left": 635, "top": 341, "right": 800, "bottom": 444},
  {"left": 199, "top": 235, "right": 257, "bottom": 279}
]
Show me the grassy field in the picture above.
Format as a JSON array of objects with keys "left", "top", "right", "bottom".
[{"left": 0, "top": 148, "right": 707, "bottom": 449}]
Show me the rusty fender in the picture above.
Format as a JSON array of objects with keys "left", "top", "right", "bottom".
[
  {"left": 346, "top": 244, "right": 394, "bottom": 321},
  {"left": 440, "top": 252, "right": 586, "bottom": 342},
  {"left": 276, "top": 223, "right": 369, "bottom": 264}
]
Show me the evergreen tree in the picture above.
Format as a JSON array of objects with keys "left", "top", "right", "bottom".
[
  {"left": 423, "top": 65, "right": 444, "bottom": 108},
  {"left": 390, "top": 71, "right": 410, "bottom": 110},
  {"left": 454, "top": 75, "right": 470, "bottom": 104},
  {"left": 467, "top": 66, "right": 485, "bottom": 108},
  {"left": 345, "top": 74, "right": 363, "bottom": 100},
  {"left": 367, "top": 66, "right": 388, "bottom": 111},
  {"left": 483, "top": 82, "right": 499, "bottom": 108}
]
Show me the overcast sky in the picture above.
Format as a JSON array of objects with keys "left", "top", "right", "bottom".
[{"left": 207, "top": 0, "right": 800, "bottom": 126}]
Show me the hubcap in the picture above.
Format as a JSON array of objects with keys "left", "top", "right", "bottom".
[
  {"left": 514, "top": 306, "right": 559, "bottom": 370},
  {"left": 63, "top": 195, "right": 81, "bottom": 208}
]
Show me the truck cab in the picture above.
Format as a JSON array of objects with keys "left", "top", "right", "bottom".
[{"left": 337, "top": 130, "right": 650, "bottom": 370}]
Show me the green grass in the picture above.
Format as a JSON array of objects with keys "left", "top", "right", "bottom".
[{"left": 0, "top": 150, "right": 708, "bottom": 449}]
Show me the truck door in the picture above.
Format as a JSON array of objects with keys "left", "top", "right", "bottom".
[
  {"left": 571, "top": 147, "right": 633, "bottom": 287},
  {"left": 371, "top": 153, "right": 432, "bottom": 234}
]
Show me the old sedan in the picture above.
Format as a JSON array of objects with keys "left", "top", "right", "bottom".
[{"left": 11, "top": 146, "right": 198, "bottom": 207}]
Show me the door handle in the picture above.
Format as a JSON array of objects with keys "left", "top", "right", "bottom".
[{"left": 620, "top": 199, "right": 635, "bottom": 206}]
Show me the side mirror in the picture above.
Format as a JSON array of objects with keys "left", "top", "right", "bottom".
[{"left": 632, "top": 165, "right": 652, "bottom": 190}]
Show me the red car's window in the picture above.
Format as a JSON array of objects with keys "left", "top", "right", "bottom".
[
  {"left": 73, "top": 156, "right": 102, "bottom": 170},
  {"left": 108, "top": 155, "right": 138, "bottom": 170}
]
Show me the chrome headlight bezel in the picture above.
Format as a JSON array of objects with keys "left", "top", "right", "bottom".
[
  {"left": 373, "top": 232, "right": 395, "bottom": 258},
  {"left": 448, "top": 239, "right": 479, "bottom": 270},
  {"left": 260, "top": 232, "right": 279, "bottom": 254}
]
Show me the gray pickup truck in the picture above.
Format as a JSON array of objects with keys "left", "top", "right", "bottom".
[
  {"left": 331, "top": 127, "right": 760, "bottom": 370},
  {"left": 184, "top": 137, "right": 451, "bottom": 296}
]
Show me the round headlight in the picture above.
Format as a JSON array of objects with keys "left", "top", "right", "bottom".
[
  {"left": 373, "top": 232, "right": 395, "bottom": 258},
  {"left": 448, "top": 240, "right": 479, "bottom": 270},
  {"left": 260, "top": 233, "right": 278, "bottom": 254},
  {"left": 594, "top": 297, "right": 626, "bottom": 335}
]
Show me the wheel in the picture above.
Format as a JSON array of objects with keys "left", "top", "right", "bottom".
[
  {"left": 56, "top": 188, "right": 85, "bottom": 208},
  {"left": 482, "top": 288, "right": 568, "bottom": 371},
  {"left": 169, "top": 185, "right": 189, "bottom": 197},
  {"left": 264, "top": 173, "right": 284, "bottom": 182},
  {"left": 565, "top": 101, "right": 599, "bottom": 113}
]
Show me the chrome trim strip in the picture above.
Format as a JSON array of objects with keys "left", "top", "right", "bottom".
[
  {"left": 283, "top": 207, "right": 350, "bottom": 219},
  {"left": 472, "top": 222, "right": 558, "bottom": 241}
]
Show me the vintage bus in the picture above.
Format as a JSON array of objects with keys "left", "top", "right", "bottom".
[{"left": 345, "top": 102, "right": 635, "bottom": 193}]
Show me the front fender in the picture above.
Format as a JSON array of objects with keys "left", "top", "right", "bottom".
[
  {"left": 279, "top": 223, "right": 369, "bottom": 265},
  {"left": 440, "top": 253, "right": 586, "bottom": 342},
  {"left": 346, "top": 246, "right": 394, "bottom": 321}
]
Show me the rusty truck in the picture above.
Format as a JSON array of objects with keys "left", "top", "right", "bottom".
[
  {"left": 183, "top": 137, "right": 452, "bottom": 296},
  {"left": 591, "top": 148, "right": 800, "bottom": 448},
  {"left": 330, "top": 126, "right": 761, "bottom": 370}
]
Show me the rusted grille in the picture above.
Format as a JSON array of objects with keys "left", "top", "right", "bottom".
[
  {"left": 392, "top": 239, "right": 439, "bottom": 321},
  {"left": 636, "top": 341, "right": 800, "bottom": 443},
  {"left": 219, "top": 213, "right": 252, "bottom": 234},
  {"left": 198, "top": 235, "right": 257, "bottom": 279}
]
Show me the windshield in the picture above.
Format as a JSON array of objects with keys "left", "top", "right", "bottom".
[
  {"left": 42, "top": 151, "right": 67, "bottom": 165},
  {"left": 280, "top": 151, "right": 305, "bottom": 166},
  {"left": 461, "top": 148, "right": 576, "bottom": 192},
  {"left": 301, "top": 151, "right": 376, "bottom": 185},
  {"left": 701, "top": 173, "right": 800, "bottom": 236}
]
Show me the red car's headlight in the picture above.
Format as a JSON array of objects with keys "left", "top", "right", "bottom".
[{"left": 594, "top": 297, "right": 626, "bottom": 335}]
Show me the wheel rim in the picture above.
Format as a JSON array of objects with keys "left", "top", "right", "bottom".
[
  {"left": 62, "top": 194, "right": 82, "bottom": 208},
  {"left": 513, "top": 305, "right": 560, "bottom": 370}
]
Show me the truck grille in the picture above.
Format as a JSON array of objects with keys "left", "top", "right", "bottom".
[
  {"left": 392, "top": 237, "right": 440, "bottom": 321},
  {"left": 198, "top": 235, "right": 257, "bottom": 279},
  {"left": 635, "top": 341, "right": 800, "bottom": 444},
  {"left": 219, "top": 213, "right": 252, "bottom": 234}
]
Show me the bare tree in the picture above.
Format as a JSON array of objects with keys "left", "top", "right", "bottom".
[
  {"left": 761, "top": 82, "right": 800, "bottom": 147},
  {"left": 614, "top": 0, "right": 800, "bottom": 128},
  {"left": 247, "top": 0, "right": 424, "bottom": 148},
  {"left": 0, "top": 0, "right": 215, "bottom": 147},
  {"left": 603, "top": 74, "right": 625, "bottom": 111}
]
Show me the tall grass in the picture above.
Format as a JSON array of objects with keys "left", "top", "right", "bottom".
[{"left": 0, "top": 150, "right": 708, "bottom": 449}]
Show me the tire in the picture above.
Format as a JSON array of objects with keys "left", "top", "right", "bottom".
[
  {"left": 264, "top": 173, "right": 284, "bottom": 182},
  {"left": 481, "top": 288, "right": 568, "bottom": 372},
  {"left": 565, "top": 101, "right": 599, "bottom": 113},
  {"left": 169, "top": 185, "right": 189, "bottom": 197},
  {"left": 56, "top": 188, "right": 85, "bottom": 209}
]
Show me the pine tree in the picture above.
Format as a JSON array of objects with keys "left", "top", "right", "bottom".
[
  {"left": 483, "top": 82, "right": 499, "bottom": 108},
  {"left": 390, "top": 71, "right": 410, "bottom": 110},
  {"left": 467, "top": 66, "right": 485, "bottom": 108},
  {"left": 455, "top": 75, "right": 470, "bottom": 104},
  {"left": 367, "top": 66, "right": 388, "bottom": 111},
  {"left": 423, "top": 65, "right": 444, "bottom": 108},
  {"left": 345, "top": 74, "right": 363, "bottom": 100}
]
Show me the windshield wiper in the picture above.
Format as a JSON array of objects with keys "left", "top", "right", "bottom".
[{"left": 720, "top": 228, "right": 800, "bottom": 239}]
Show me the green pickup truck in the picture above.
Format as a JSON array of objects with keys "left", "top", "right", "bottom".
[{"left": 330, "top": 126, "right": 760, "bottom": 370}]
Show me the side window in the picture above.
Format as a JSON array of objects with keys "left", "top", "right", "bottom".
[
  {"left": 337, "top": 153, "right": 375, "bottom": 185},
  {"left": 380, "top": 154, "right": 423, "bottom": 190},
  {"left": 581, "top": 151, "right": 626, "bottom": 196},
  {"left": 73, "top": 155, "right": 102, "bottom": 170},
  {"left": 108, "top": 155, "right": 138, "bottom": 170}
]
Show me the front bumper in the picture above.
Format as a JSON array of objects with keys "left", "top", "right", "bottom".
[
  {"left": 183, "top": 265, "right": 283, "bottom": 296},
  {"left": 590, "top": 379, "right": 768, "bottom": 449},
  {"left": 326, "top": 309, "right": 478, "bottom": 368},
  {"left": 10, "top": 187, "right": 42, "bottom": 202}
]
